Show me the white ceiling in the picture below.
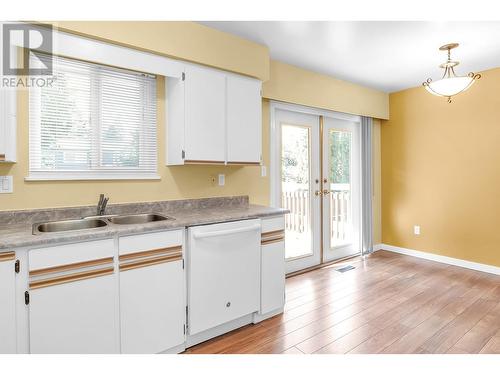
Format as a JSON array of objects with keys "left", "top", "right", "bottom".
[{"left": 199, "top": 21, "right": 500, "bottom": 93}]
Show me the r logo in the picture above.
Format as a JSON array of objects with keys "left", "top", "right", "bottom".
[{"left": 2, "top": 23, "right": 53, "bottom": 76}]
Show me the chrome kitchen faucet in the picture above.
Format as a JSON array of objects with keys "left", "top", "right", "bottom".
[{"left": 96, "top": 194, "right": 110, "bottom": 216}]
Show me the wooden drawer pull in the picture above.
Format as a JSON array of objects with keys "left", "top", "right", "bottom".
[
  {"left": 261, "top": 237, "right": 285, "bottom": 246},
  {"left": 261, "top": 229, "right": 285, "bottom": 245},
  {"left": 30, "top": 267, "right": 114, "bottom": 290},
  {"left": 29, "top": 257, "right": 114, "bottom": 277},
  {"left": 0, "top": 251, "right": 15, "bottom": 262},
  {"left": 261, "top": 229, "right": 285, "bottom": 239},
  {"left": 120, "top": 254, "right": 182, "bottom": 272},
  {"left": 119, "top": 246, "right": 182, "bottom": 261}
]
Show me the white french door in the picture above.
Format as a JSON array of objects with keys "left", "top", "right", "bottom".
[
  {"left": 322, "top": 117, "right": 361, "bottom": 262},
  {"left": 274, "top": 109, "right": 321, "bottom": 274},
  {"left": 272, "top": 103, "right": 361, "bottom": 274}
]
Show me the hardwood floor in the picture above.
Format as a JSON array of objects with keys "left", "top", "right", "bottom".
[{"left": 185, "top": 251, "right": 500, "bottom": 354}]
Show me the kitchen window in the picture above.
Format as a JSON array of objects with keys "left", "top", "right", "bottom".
[{"left": 28, "top": 53, "right": 158, "bottom": 180}]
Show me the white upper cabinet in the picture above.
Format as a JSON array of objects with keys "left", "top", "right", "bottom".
[
  {"left": 166, "top": 63, "right": 262, "bottom": 165},
  {"left": 0, "top": 89, "right": 17, "bottom": 163},
  {"left": 226, "top": 75, "right": 262, "bottom": 164},
  {"left": 184, "top": 65, "right": 226, "bottom": 163}
]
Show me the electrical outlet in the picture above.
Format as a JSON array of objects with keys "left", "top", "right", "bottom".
[
  {"left": 414, "top": 225, "right": 420, "bottom": 235},
  {"left": 218, "top": 174, "right": 225, "bottom": 186},
  {"left": 0, "top": 176, "right": 13, "bottom": 193},
  {"left": 261, "top": 165, "right": 267, "bottom": 177}
]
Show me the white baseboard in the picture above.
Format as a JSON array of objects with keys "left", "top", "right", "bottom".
[{"left": 373, "top": 243, "right": 500, "bottom": 276}]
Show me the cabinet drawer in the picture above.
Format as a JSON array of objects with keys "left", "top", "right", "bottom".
[
  {"left": 29, "top": 239, "right": 115, "bottom": 271},
  {"left": 261, "top": 216, "right": 285, "bottom": 234},
  {"left": 118, "top": 230, "right": 183, "bottom": 255}
]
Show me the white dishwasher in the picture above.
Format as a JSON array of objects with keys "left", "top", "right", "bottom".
[{"left": 187, "top": 219, "right": 261, "bottom": 335}]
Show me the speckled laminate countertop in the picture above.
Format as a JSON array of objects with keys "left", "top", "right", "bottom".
[{"left": 0, "top": 196, "right": 287, "bottom": 250}]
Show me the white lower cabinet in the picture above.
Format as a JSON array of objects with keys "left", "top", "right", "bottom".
[
  {"left": 119, "top": 230, "right": 185, "bottom": 354},
  {"left": 260, "top": 217, "right": 286, "bottom": 315},
  {"left": 0, "top": 251, "right": 17, "bottom": 353},
  {"left": 28, "top": 240, "right": 118, "bottom": 354},
  {"left": 188, "top": 220, "right": 261, "bottom": 335}
]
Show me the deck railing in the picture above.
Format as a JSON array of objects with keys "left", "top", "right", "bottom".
[
  {"left": 281, "top": 186, "right": 351, "bottom": 243},
  {"left": 282, "top": 189, "right": 310, "bottom": 233},
  {"left": 330, "top": 189, "right": 351, "bottom": 243}
]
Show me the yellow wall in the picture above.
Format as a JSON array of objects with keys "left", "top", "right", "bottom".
[
  {"left": 263, "top": 60, "right": 389, "bottom": 120},
  {"left": 382, "top": 67, "right": 500, "bottom": 267}
]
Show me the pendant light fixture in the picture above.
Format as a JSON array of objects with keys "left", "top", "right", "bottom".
[{"left": 422, "top": 43, "right": 481, "bottom": 103}]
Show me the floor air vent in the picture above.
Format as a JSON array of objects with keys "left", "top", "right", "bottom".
[{"left": 335, "top": 265, "right": 355, "bottom": 273}]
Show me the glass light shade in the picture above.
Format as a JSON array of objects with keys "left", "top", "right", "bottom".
[{"left": 424, "top": 76, "right": 475, "bottom": 97}]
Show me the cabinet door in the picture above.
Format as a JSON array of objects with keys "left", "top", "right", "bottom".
[
  {"left": 28, "top": 240, "right": 118, "bottom": 353},
  {"left": 188, "top": 220, "right": 261, "bottom": 335},
  {"left": 227, "top": 75, "right": 262, "bottom": 164},
  {"left": 119, "top": 231, "right": 185, "bottom": 354},
  {"left": 120, "top": 260, "right": 185, "bottom": 353},
  {"left": 0, "top": 252, "right": 17, "bottom": 353},
  {"left": 261, "top": 242, "right": 285, "bottom": 314},
  {"left": 260, "top": 217, "right": 286, "bottom": 314},
  {"left": 184, "top": 65, "right": 226, "bottom": 163}
]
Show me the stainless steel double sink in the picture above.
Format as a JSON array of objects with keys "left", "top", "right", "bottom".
[{"left": 32, "top": 213, "right": 174, "bottom": 235}]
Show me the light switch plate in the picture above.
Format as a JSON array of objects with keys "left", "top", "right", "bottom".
[
  {"left": 261, "top": 166, "right": 267, "bottom": 177},
  {"left": 0, "top": 176, "right": 13, "bottom": 193},
  {"left": 414, "top": 225, "right": 420, "bottom": 235}
]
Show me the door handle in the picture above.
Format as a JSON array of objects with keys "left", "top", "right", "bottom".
[
  {"left": 322, "top": 189, "right": 331, "bottom": 195},
  {"left": 314, "top": 190, "right": 323, "bottom": 196}
]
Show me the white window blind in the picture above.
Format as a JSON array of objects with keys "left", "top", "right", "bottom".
[{"left": 29, "top": 53, "right": 158, "bottom": 180}]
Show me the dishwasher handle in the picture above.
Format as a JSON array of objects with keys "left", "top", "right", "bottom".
[{"left": 192, "top": 224, "right": 261, "bottom": 239}]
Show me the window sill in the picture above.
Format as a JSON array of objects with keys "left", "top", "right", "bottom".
[{"left": 25, "top": 173, "right": 161, "bottom": 181}]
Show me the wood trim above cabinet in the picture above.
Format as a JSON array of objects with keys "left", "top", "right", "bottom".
[
  {"left": 261, "top": 237, "right": 285, "bottom": 246},
  {"left": 119, "top": 254, "right": 182, "bottom": 272},
  {"left": 29, "top": 267, "right": 114, "bottom": 290},
  {"left": 119, "top": 245, "right": 183, "bottom": 272},
  {"left": 29, "top": 257, "right": 114, "bottom": 277},
  {"left": 261, "top": 229, "right": 285, "bottom": 245},
  {"left": 119, "top": 246, "right": 182, "bottom": 261},
  {"left": 0, "top": 251, "right": 15, "bottom": 262}
]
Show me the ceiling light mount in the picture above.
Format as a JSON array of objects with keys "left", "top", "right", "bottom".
[{"left": 422, "top": 43, "right": 481, "bottom": 103}]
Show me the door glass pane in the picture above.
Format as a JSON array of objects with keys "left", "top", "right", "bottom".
[
  {"left": 328, "top": 129, "right": 353, "bottom": 248},
  {"left": 281, "top": 124, "right": 312, "bottom": 259}
]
